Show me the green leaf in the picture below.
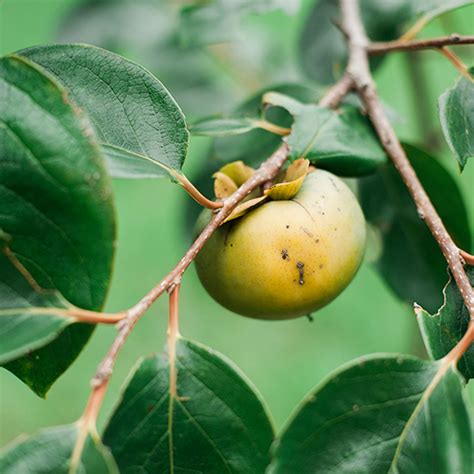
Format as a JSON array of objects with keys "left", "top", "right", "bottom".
[
  {"left": 417, "top": 266, "right": 474, "bottom": 380},
  {"left": 0, "top": 55, "right": 116, "bottom": 396},
  {"left": 180, "top": 0, "right": 298, "bottom": 47},
  {"left": 213, "top": 83, "right": 320, "bottom": 166},
  {"left": 104, "top": 338, "right": 274, "bottom": 473},
  {"left": 20, "top": 44, "right": 189, "bottom": 180},
  {"left": 438, "top": 70, "right": 474, "bottom": 171},
  {"left": 359, "top": 143, "right": 471, "bottom": 312},
  {"left": 300, "top": 0, "right": 412, "bottom": 84},
  {"left": 0, "top": 425, "right": 118, "bottom": 473},
  {"left": 269, "top": 355, "right": 473, "bottom": 473},
  {"left": 191, "top": 117, "right": 258, "bottom": 137},
  {"left": 0, "top": 254, "right": 71, "bottom": 365},
  {"left": 267, "top": 93, "right": 387, "bottom": 176}
]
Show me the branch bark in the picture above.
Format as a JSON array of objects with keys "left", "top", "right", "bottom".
[
  {"left": 368, "top": 34, "right": 474, "bottom": 54},
  {"left": 340, "top": 0, "right": 474, "bottom": 324}
]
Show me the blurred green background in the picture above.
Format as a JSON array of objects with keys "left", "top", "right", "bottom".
[{"left": 1, "top": 0, "right": 473, "bottom": 447}]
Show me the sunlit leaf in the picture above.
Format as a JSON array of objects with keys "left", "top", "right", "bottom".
[
  {"left": 0, "top": 55, "right": 116, "bottom": 396},
  {"left": 104, "top": 338, "right": 274, "bottom": 473},
  {"left": 20, "top": 44, "right": 189, "bottom": 180}
]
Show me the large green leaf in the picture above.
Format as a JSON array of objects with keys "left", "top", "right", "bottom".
[
  {"left": 359, "top": 143, "right": 471, "bottom": 312},
  {"left": 299, "top": 0, "right": 412, "bottom": 84},
  {"left": 0, "top": 55, "right": 116, "bottom": 396},
  {"left": 269, "top": 355, "right": 472, "bottom": 473},
  {"left": 104, "top": 338, "right": 274, "bottom": 473},
  {"left": 417, "top": 266, "right": 474, "bottom": 380},
  {"left": 438, "top": 70, "right": 474, "bottom": 171},
  {"left": 20, "top": 44, "right": 189, "bottom": 179},
  {"left": 265, "top": 92, "right": 387, "bottom": 176},
  {"left": 0, "top": 425, "right": 117, "bottom": 473}
]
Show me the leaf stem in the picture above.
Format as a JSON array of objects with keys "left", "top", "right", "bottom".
[
  {"left": 399, "top": 15, "right": 430, "bottom": 41},
  {"left": 437, "top": 47, "right": 473, "bottom": 82},
  {"left": 339, "top": 0, "right": 474, "bottom": 321},
  {"left": 168, "top": 283, "right": 180, "bottom": 398},
  {"left": 0, "top": 306, "right": 125, "bottom": 324},
  {"left": 174, "top": 172, "right": 224, "bottom": 210},
  {"left": 368, "top": 34, "right": 474, "bottom": 54},
  {"left": 254, "top": 119, "right": 291, "bottom": 136}
]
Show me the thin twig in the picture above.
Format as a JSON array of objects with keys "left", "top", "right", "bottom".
[
  {"left": 368, "top": 34, "right": 474, "bottom": 54},
  {"left": 460, "top": 249, "right": 474, "bottom": 266},
  {"left": 438, "top": 47, "right": 473, "bottom": 82},
  {"left": 340, "top": 0, "right": 474, "bottom": 325}
]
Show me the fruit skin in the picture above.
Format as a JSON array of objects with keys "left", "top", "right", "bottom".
[{"left": 195, "top": 169, "right": 366, "bottom": 320}]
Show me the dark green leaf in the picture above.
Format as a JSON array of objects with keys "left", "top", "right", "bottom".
[
  {"left": 0, "top": 425, "right": 118, "bottom": 473},
  {"left": 417, "top": 266, "right": 474, "bottom": 380},
  {"left": 266, "top": 93, "right": 387, "bottom": 176},
  {"left": 20, "top": 44, "right": 189, "bottom": 180},
  {"left": 213, "top": 83, "right": 319, "bottom": 166},
  {"left": 438, "top": 70, "right": 474, "bottom": 170},
  {"left": 269, "top": 355, "right": 472, "bottom": 473},
  {"left": 191, "top": 117, "right": 258, "bottom": 137},
  {"left": 104, "top": 338, "right": 274, "bottom": 473},
  {"left": 359, "top": 143, "right": 471, "bottom": 312},
  {"left": 0, "top": 55, "right": 115, "bottom": 395},
  {"left": 180, "top": 0, "right": 297, "bottom": 47},
  {"left": 299, "top": 0, "right": 412, "bottom": 84}
]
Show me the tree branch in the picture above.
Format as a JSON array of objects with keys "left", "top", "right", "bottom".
[
  {"left": 69, "top": 75, "right": 354, "bottom": 451},
  {"left": 340, "top": 0, "right": 474, "bottom": 327},
  {"left": 368, "top": 34, "right": 474, "bottom": 55}
]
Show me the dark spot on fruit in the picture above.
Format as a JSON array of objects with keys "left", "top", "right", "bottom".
[
  {"left": 281, "top": 249, "right": 289, "bottom": 260},
  {"left": 230, "top": 244, "right": 233, "bottom": 247},
  {"left": 319, "top": 264, "right": 324, "bottom": 269},
  {"left": 337, "top": 207, "right": 341, "bottom": 212},
  {"left": 286, "top": 225, "right": 290, "bottom": 229},
  {"left": 315, "top": 239, "right": 320, "bottom": 243},
  {"left": 334, "top": 227, "right": 337, "bottom": 231},
  {"left": 296, "top": 261, "right": 305, "bottom": 285}
]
